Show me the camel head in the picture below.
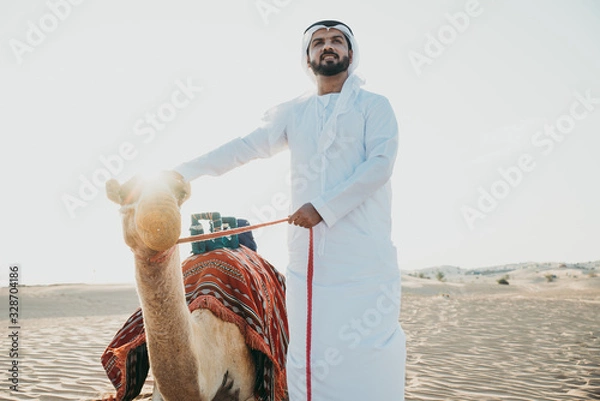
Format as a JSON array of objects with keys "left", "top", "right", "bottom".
[{"left": 106, "top": 171, "right": 191, "bottom": 256}]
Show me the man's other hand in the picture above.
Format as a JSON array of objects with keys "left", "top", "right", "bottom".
[{"left": 288, "top": 203, "right": 323, "bottom": 229}]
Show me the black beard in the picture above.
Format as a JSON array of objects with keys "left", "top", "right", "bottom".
[{"left": 310, "top": 55, "right": 350, "bottom": 77}]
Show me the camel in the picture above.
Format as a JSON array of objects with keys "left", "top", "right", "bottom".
[{"left": 106, "top": 172, "right": 256, "bottom": 401}]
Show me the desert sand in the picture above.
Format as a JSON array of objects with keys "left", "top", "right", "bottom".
[{"left": 1, "top": 264, "right": 599, "bottom": 401}]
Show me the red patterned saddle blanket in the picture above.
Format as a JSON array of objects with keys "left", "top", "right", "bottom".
[{"left": 101, "top": 246, "right": 288, "bottom": 400}]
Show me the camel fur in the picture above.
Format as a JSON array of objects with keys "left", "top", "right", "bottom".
[{"left": 106, "top": 172, "right": 256, "bottom": 401}]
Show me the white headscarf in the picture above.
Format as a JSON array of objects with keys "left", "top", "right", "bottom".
[{"left": 300, "top": 20, "right": 360, "bottom": 80}]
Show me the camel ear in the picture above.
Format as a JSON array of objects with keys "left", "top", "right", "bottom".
[
  {"left": 106, "top": 179, "right": 123, "bottom": 204},
  {"left": 176, "top": 180, "right": 191, "bottom": 206},
  {"left": 161, "top": 171, "right": 191, "bottom": 206}
]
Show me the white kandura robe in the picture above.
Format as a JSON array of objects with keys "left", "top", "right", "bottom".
[{"left": 175, "top": 74, "right": 406, "bottom": 400}]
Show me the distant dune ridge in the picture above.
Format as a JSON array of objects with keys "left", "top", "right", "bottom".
[
  {"left": 1, "top": 260, "right": 598, "bottom": 400},
  {"left": 406, "top": 260, "right": 600, "bottom": 283}
]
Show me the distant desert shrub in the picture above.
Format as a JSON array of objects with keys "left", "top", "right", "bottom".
[
  {"left": 436, "top": 271, "right": 445, "bottom": 282},
  {"left": 545, "top": 274, "right": 557, "bottom": 282},
  {"left": 418, "top": 272, "right": 430, "bottom": 280},
  {"left": 497, "top": 278, "right": 509, "bottom": 285}
]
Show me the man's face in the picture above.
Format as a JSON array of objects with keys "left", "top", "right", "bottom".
[{"left": 307, "top": 28, "right": 353, "bottom": 77}]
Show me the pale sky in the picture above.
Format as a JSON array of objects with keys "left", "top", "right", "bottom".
[{"left": 1, "top": 0, "right": 599, "bottom": 286}]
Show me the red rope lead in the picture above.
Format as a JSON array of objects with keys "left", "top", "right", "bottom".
[
  {"left": 306, "top": 227, "right": 314, "bottom": 401},
  {"left": 176, "top": 217, "right": 289, "bottom": 244}
]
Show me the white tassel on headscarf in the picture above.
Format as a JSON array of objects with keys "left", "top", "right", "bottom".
[
  {"left": 300, "top": 21, "right": 365, "bottom": 154},
  {"left": 300, "top": 21, "right": 366, "bottom": 254}
]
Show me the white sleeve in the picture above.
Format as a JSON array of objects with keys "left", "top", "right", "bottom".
[
  {"left": 174, "top": 104, "right": 289, "bottom": 182},
  {"left": 311, "top": 97, "right": 398, "bottom": 227}
]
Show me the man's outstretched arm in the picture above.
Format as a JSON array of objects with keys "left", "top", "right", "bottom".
[{"left": 174, "top": 103, "right": 291, "bottom": 182}]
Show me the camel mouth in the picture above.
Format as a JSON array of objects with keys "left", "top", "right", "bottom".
[{"left": 135, "top": 192, "right": 182, "bottom": 252}]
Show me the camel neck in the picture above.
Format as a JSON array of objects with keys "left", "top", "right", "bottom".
[{"left": 134, "top": 247, "right": 204, "bottom": 399}]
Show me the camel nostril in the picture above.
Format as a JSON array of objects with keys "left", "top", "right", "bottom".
[{"left": 135, "top": 194, "right": 181, "bottom": 252}]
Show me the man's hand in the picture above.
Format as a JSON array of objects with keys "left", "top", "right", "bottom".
[{"left": 288, "top": 203, "right": 323, "bottom": 229}]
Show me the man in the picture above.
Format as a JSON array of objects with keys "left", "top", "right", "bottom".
[{"left": 175, "top": 20, "right": 406, "bottom": 400}]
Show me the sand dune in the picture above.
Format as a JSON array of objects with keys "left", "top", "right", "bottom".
[
  {"left": 1, "top": 273, "right": 599, "bottom": 400},
  {"left": 0, "top": 285, "right": 155, "bottom": 401},
  {"left": 402, "top": 282, "right": 600, "bottom": 400}
]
